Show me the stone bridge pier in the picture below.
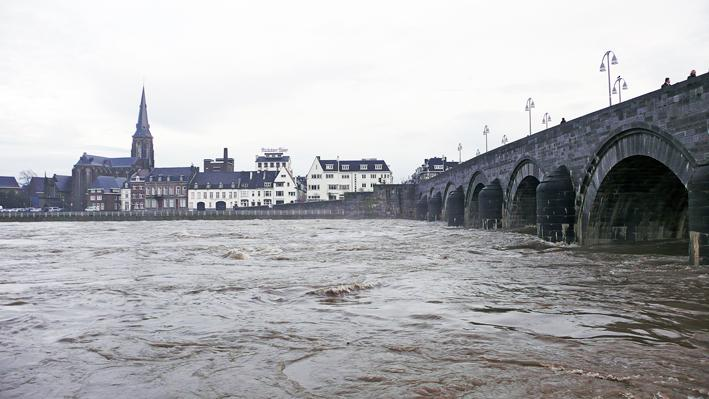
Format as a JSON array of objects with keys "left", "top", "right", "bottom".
[{"left": 414, "top": 73, "right": 709, "bottom": 265}]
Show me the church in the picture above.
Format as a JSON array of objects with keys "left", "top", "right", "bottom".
[{"left": 70, "top": 88, "right": 155, "bottom": 210}]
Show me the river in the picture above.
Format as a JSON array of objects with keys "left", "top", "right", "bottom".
[{"left": 0, "top": 219, "right": 707, "bottom": 398}]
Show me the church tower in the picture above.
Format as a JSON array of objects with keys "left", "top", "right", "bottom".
[{"left": 131, "top": 87, "right": 155, "bottom": 169}]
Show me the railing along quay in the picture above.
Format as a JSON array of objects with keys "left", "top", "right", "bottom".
[{"left": 0, "top": 208, "right": 350, "bottom": 222}]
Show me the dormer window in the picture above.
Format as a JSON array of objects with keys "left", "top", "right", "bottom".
[
  {"left": 326, "top": 164, "right": 334, "bottom": 170},
  {"left": 158, "top": 176, "right": 162, "bottom": 182},
  {"left": 360, "top": 164, "right": 367, "bottom": 170},
  {"left": 375, "top": 164, "right": 383, "bottom": 170},
  {"left": 342, "top": 164, "right": 349, "bottom": 170},
  {"left": 231, "top": 182, "right": 235, "bottom": 188},
  {"left": 149, "top": 176, "right": 154, "bottom": 182},
  {"left": 219, "top": 182, "right": 223, "bottom": 189},
  {"left": 179, "top": 175, "right": 184, "bottom": 181},
  {"left": 206, "top": 183, "right": 211, "bottom": 189},
  {"left": 194, "top": 183, "right": 198, "bottom": 189},
  {"left": 166, "top": 176, "right": 171, "bottom": 182}
]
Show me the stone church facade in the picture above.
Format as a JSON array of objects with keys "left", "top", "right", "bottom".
[{"left": 70, "top": 88, "right": 155, "bottom": 210}]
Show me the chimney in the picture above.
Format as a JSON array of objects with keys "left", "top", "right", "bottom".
[{"left": 223, "top": 148, "right": 228, "bottom": 160}]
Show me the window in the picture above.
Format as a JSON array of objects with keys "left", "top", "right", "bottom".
[
  {"left": 190, "top": 192, "right": 194, "bottom": 199},
  {"left": 360, "top": 164, "right": 367, "bottom": 170},
  {"left": 339, "top": 185, "right": 350, "bottom": 190},
  {"left": 288, "top": 191, "right": 296, "bottom": 196},
  {"left": 325, "top": 174, "right": 334, "bottom": 179},
  {"left": 341, "top": 174, "right": 349, "bottom": 179},
  {"left": 328, "top": 184, "right": 338, "bottom": 190},
  {"left": 209, "top": 192, "right": 213, "bottom": 199},
  {"left": 269, "top": 162, "right": 274, "bottom": 167},
  {"left": 370, "top": 174, "right": 376, "bottom": 178},
  {"left": 362, "top": 183, "right": 367, "bottom": 188},
  {"left": 375, "top": 164, "right": 383, "bottom": 170},
  {"left": 311, "top": 174, "right": 321, "bottom": 179},
  {"left": 264, "top": 191, "right": 272, "bottom": 197},
  {"left": 362, "top": 174, "right": 367, "bottom": 178},
  {"left": 434, "top": 164, "right": 444, "bottom": 170},
  {"left": 257, "top": 162, "right": 262, "bottom": 168},
  {"left": 264, "top": 182, "right": 272, "bottom": 188},
  {"left": 325, "top": 164, "right": 334, "bottom": 170},
  {"left": 275, "top": 182, "right": 284, "bottom": 187},
  {"left": 342, "top": 164, "right": 349, "bottom": 170},
  {"left": 275, "top": 191, "right": 284, "bottom": 196},
  {"left": 308, "top": 185, "right": 320, "bottom": 190}
]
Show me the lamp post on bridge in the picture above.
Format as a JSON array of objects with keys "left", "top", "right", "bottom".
[
  {"left": 483, "top": 125, "right": 489, "bottom": 152},
  {"left": 599, "top": 50, "right": 618, "bottom": 107},
  {"left": 476, "top": 148, "right": 480, "bottom": 156},
  {"left": 542, "top": 112, "right": 551, "bottom": 129},
  {"left": 525, "top": 98, "right": 535, "bottom": 136},
  {"left": 501, "top": 134, "right": 508, "bottom": 145},
  {"left": 612, "top": 75, "right": 628, "bottom": 103},
  {"left": 457, "top": 143, "right": 462, "bottom": 163}
]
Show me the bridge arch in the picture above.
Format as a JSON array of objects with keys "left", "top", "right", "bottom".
[
  {"left": 464, "top": 171, "right": 488, "bottom": 228},
  {"left": 505, "top": 158, "right": 545, "bottom": 229},
  {"left": 578, "top": 127, "right": 697, "bottom": 245},
  {"left": 441, "top": 181, "right": 456, "bottom": 220}
]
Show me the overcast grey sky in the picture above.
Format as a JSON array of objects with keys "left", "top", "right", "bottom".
[{"left": 1, "top": 0, "right": 708, "bottom": 181}]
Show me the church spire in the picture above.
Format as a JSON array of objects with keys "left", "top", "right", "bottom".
[{"left": 133, "top": 86, "right": 151, "bottom": 138}]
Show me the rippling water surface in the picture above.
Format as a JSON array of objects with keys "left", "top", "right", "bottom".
[{"left": 1, "top": 219, "right": 708, "bottom": 398}]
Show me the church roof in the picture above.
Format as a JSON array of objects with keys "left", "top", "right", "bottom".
[
  {"left": 74, "top": 153, "right": 139, "bottom": 168},
  {"left": 133, "top": 87, "right": 152, "bottom": 138}
]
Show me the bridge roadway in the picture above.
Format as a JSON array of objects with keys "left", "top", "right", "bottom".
[{"left": 414, "top": 72, "right": 709, "bottom": 265}]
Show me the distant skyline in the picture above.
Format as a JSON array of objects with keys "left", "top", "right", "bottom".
[{"left": 1, "top": 1, "right": 708, "bottom": 181}]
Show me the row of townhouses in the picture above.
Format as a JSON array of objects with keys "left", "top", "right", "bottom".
[{"left": 0, "top": 88, "right": 395, "bottom": 211}]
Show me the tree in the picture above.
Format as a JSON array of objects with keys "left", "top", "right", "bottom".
[{"left": 18, "top": 170, "right": 36, "bottom": 187}]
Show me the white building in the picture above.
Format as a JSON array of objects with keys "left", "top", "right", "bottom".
[
  {"left": 305, "top": 156, "right": 393, "bottom": 201},
  {"left": 256, "top": 148, "right": 292, "bottom": 174},
  {"left": 188, "top": 169, "right": 298, "bottom": 210}
]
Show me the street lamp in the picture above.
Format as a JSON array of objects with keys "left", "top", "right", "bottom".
[
  {"left": 612, "top": 75, "right": 628, "bottom": 103},
  {"left": 525, "top": 98, "right": 535, "bottom": 135},
  {"left": 599, "top": 50, "right": 618, "bottom": 107},
  {"left": 482, "top": 125, "right": 489, "bottom": 152},
  {"left": 501, "top": 134, "right": 508, "bottom": 145},
  {"left": 457, "top": 143, "right": 462, "bottom": 163},
  {"left": 542, "top": 112, "right": 551, "bottom": 129},
  {"left": 476, "top": 148, "right": 480, "bottom": 156}
]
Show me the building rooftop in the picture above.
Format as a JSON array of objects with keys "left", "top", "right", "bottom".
[
  {"left": 0, "top": 176, "right": 20, "bottom": 189},
  {"left": 147, "top": 167, "right": 197, "bottom": 181},
  {"left": 317, "top": 157, "right": 391, "bottom": 172},
  {"left": 190, "top": 171, "right": 279, "bottom": 190},
  {"left": 54, "top": 175, "right": 72, "bottom": 192},
  {"left": 89, "top": 176, "right": 127, "bottom": 192}
]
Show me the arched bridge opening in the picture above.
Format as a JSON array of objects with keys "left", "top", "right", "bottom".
[
  {"left": 586, "top": 155, "right": 688, "bottom": 246},
  {"left": 508, "top": 176, "right": 540, "bottom": 229}
]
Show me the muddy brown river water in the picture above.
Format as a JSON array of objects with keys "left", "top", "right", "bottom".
[{"left": 0, "top": 219, "right": 707, "bottom": 398}]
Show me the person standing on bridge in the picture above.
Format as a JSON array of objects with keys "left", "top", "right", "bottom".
[
  {"left": 688, "top": 69, "right": 697, "bottom": 79},
  {"left": 661, "top": 77, "right": 671, "bottom": 88}
]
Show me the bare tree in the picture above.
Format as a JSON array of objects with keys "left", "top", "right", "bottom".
[{"left": 18, "top": 169, "right": 36, "bottom": 187}]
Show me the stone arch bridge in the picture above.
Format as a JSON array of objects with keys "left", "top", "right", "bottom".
[{"left": 414, "top": 73, "right": 709, "bottom": 265}]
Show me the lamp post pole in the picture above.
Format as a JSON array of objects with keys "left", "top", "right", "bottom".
[
  {"left": 501, "top": 134, "right": 508, "bottom": 145},
  {"left": 457, "top": 143, "right": 462, "bottom": 163},
  {"left": 599, "top": 50, "right": 618, "bottom": 107},
  {"left": 612, "top": 75, "right": 628, "bottom": 103},
  {"left": 542, "top": 112, "right": 551, "bottom": 129},
  {"left": 483, "top": 125, "right": 489, "bottom": 152},
  {"left": 525, "top": 98, "right": 535, "bottom": 136}
]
